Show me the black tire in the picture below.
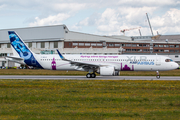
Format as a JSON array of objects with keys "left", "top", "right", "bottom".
[
  {"left": 86, "top": 73, "right": 91, "bottom": 78},
  {"left": 115, "top": 71, "right": 119, "bottom": 76},
  {"left": 156, "top": 75, "right": 160, "bottom": 79},
  {"left": 91, "top": 73, "right": 96, "bottom": 78}
]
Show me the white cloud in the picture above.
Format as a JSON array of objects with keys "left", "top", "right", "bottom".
[
  {"left": 96, "top": 8, "right": 119, "bottom": 33},
  {"left": 79, "top": 17, "right": 89, "bottom": 26},
  {"left": 52, "top": 3, "right": 86, "bottom": 13},
  {"left": 29, "top": 13, "right": 70, "bottom": 26},
  {"left": 91, "top": 7, "right": 157, "bottom": 35},
  {"left": 1, "top": 0, "right": 180, "bottom": 35},
  {"left": 163, "top": 9, "right": 180, "bottom": 26},
  {"left": 118, "top": 6, "right": 156, "bottom": 27},
  {"left": 75, "top": 8, "right": 120, "bottom": 34},
  {"left": 151, "top": 8, "right": 180, "bottom": 34},
  {"left": 28, "top": 2, "right": 87, "bottom": 27},
  {"left": 70, "top": 24, "right": 82, "bottom": 31},
  {"left": 117, "top": 0, "right": 178, "bottom": 7},
  {"left": 73, "top": 6, "right": 180, "bottom": 36},
  {"left": 0, "top": 4, "right": 6, "bottom": 9}
]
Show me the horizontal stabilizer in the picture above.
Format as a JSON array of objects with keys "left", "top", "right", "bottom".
[
  {"left": 6, "top": 56, "right": 24, "bottom": 60},
  {"left": 5, "top": 56, "right": 25, "bottom": 65}
]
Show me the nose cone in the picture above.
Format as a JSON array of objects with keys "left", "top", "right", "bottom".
[{"left": 174, "top": 62, "right": 179, "bottom": 69}]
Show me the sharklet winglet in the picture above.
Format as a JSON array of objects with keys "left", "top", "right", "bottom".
[{"left": 57, "top": 49, "right": 66, "bottom": 60}]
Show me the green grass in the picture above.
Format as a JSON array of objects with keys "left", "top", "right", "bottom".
[
  {"left": 0, "top": 80, "right": 180, "bottom": 120},
  {"left": 0, "top": 69, "right": 180, "bottom": 76}
]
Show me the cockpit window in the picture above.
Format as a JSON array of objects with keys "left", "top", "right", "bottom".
[{"left": 165, "top": 59, "right": 173, "bottom": 62}]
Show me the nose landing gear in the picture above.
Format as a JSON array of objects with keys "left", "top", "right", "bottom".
[{"left": 156, "top": 71, "right": 160, "bottom": 79}]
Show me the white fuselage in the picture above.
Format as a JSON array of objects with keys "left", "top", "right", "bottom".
[
  {"left": 8, "top": 31, "right": 179, "bottom": 78},
  {"left": 34, "top": 54, "right": 179, "bottom": 71}
]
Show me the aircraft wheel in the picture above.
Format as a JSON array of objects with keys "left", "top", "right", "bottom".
[
  {"left": 86, "top": 73, "right": 91, "bottom": 78},
  {"left": 91, "top": 73, "right": 96, "bottom": 78},
  {"left": 156, "top": 75, "right": 160, "bottom": 79}
]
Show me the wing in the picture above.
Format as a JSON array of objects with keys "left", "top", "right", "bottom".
[{"left": 57, "top": 49, "right": 106, "bottom": 71}]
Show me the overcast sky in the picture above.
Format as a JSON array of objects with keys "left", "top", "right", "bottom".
[{"left": 0, "top": 0, "right": 180, "bottom": 36}]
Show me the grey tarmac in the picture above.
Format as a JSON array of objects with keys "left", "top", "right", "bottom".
[{"left": 0, "top": 75, "right": 180, "bottom": 80}]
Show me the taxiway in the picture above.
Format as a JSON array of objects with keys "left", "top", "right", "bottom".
[{"left": 0, "top": 75, "right": 180, "bottom": 80}]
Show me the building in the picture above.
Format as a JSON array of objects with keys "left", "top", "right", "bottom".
[{"left": 0, "top": 25, "right": 180, "bottom": 67}]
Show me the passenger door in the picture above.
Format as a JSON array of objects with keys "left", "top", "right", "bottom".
[{"left": 156, "top": 56, "right": 161, "bottom": 66}]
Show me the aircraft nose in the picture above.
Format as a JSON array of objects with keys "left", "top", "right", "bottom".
[{"left": 175, "top": 62, "right": 179, "bottom": 69}]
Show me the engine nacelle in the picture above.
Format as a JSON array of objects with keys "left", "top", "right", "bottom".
[{"left": 99, "top": 66, "right": 115, "bottom": 76}]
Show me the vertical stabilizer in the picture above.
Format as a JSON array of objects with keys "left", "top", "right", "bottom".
[
  {"left": 8, "top": 31, "right": 33, "bottom": 59},
  {"left": 8, "top": 31, "right": 43, "bottom": 69},
  {"left": 11, "top": 44, "right": 20, "bottom": 57}
]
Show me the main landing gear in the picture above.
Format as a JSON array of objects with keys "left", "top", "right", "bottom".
[
  {"left": 86, "top": 73, "right": 96, "bottom": 78},
  {"left": 156, "top": 71, "right": 160, "bottom": 79}
]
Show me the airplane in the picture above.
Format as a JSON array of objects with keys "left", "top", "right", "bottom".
[{"left": 7, "top": 31, "right": 179, "bottom": 79}]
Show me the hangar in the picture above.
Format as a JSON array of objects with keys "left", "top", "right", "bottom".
[{"left": 0, "top": 25, "right": 180, "bottom": 67}]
